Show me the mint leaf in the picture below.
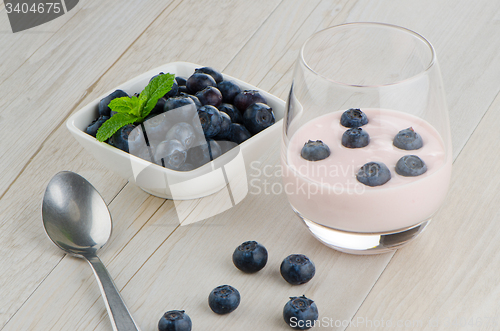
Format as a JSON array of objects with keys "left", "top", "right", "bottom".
[
  {"left": 140, "top": 73, "right": 175, "bottom": 118},
  {"left": 108, "top": 96, "right": 141, "bottom": 117},
  {"left": 96, "top": 113, "right": 139, "bottom": 142}
]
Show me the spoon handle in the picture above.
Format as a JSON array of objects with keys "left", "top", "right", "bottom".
[{"left": 85, "top": 255, "right": 141, "bottom": 331}]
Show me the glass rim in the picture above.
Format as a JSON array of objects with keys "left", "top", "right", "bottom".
[{"left": 299, "top": 22, "right": 437, "bottom": 88}]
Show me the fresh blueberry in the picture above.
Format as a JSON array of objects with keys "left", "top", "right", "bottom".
[
  {"left": 178, "top": 85, "right": 188, "bottom": 94},
  {"left": 194, "top": 67, "right": 223, "bottom": 84},
  {"left": 154, "top": 139, "right": 187, "bottom": 169},
  {"left": 127, "top": 125, "right": 153, "bottom": 161},
  {"left": 280, "top": 254, "right": 316, "bottom": 285},
  {"left": 217, "top": 80, "right": 242, "bottom": 103},
  {"left": 208, "top": 285, "right": 240, "bottom": 314},
  {"left": 242, "top": 103, "right": 275, "bottom": 135},
  {"left": 356, "top": 161, "right": 391, "bottom": 186},
  {"left": 395, "top": 155, "right": 427, "bottom": 177},
  {"left": 233, "top": 90, "right": 268, "bottom": 112},
  {"left": 142, "top": 113, "right": 172, "bottom": 146},
  {"left": 300, "top": 140, "right": 330, "bottom": 161},
  {"left": 283, "top": 296, "right": 319, "bottom": 330},
  {"left": 186, "top": 73, "right": 217, "bottom": 94},
  {"left": 393, "top": 127, "right": 423, "bottom": 150},
  {"left": 187, "top": 140, "right": 221, "bottom": 168},
  {"left": 214, "top": 112, "right": 232, "bottom": 140},
  {"left": 232, "top": 241, "right": 268, "bottom": 273},
  {"left": 175, "top": 76, "right": 187, "bottom": 86},
  {"left": 151, "top": 97, "right": 167, "bottom": 115},
  {"left": 109, "top": 124, "right": 137, "bottom": 153},
  {"left": 163, "top": 97, "right": 198, "bottom": 123},
  {"left": 179, "top": 92, "right": 202, "bottom": 109},
  {"left": 227, "top": 123, "right": 251, "bottom": 144},
  {"left": 195, "top": 86, "right": 223, "bottom": 108},
  {"left": 98, "top": 89, "right": 129, "bottom": 117},
  {"left": 158, "top": 310, "right": 192, "bottom": 331},
  {"left": 341, "top": 127, "right": 370, "bottom": 148},
  {"left": 340, "top": 108, "right": 368, "bottom": 128},
  {"left": 195, "top": 105, "right": 223, "bottom": 138},
  {"left": 218, "top": 103, "right": 242, "bottom": 123},
  {"left": 165, "top": 122, "right": 196, "bottom": 149},
  {"left": 86, "top": 115, "right": 109, "bottom": 137}
]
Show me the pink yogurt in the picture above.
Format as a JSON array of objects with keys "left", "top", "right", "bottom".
[{"left": 282, "top": 109, "right": 452, "bottom": 233}]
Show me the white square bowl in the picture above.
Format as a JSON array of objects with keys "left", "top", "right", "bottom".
[{"left": 66, "top": 62, "right": 285, "bottom": 200}]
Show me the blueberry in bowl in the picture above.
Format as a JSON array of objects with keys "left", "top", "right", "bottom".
[
  {"left": 158, "top": 310, "right": 192, "bottom": 331},
  {"left": 66, "top": 62, "right": 285, "bottom": 200}
]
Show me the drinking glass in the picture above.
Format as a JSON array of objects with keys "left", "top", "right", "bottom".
[{"left": 281, "top": 23, "right": 452, "bottom": 254}]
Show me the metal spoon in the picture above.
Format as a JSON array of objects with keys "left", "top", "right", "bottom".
[{"left": 42, "top": 171, "right": 141, "bottom": 331}]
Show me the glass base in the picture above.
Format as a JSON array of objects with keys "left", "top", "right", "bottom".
[{"left": 296, "top": 210, "right": 430, "bottom": 255}]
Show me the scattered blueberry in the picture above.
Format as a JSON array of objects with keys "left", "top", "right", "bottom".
[
  {"left": 158, "top": 310, "right": 192, "bottom": 331},
  {"left": 395, "top": 155, "right": 427, "bottom": 176},
  {"left": 109, "top": 124, "right": 136, "bottom": 153},
  {"left": 232, "top": 241, "right": 268, "bottom": 273},
  {"left": 195, "top": 86, "right": 223, "bottom": 108},
  {"left": 186, "top": 73, "right": 217, "bottom": 94},
  {"left": 356, "top": 161, "right": 391, "bottom": 186},
  {"left": 227, "top": 123, "right": 251, "bottom": 144},
  {"left": 98, "top": 89, "right": 129, "bottom": 117},
  {"left": 280, "top": 254, "right": 316, "bottom": 285},
  {"left": 233, "top": 90, "right": 268, "bottom": 112},
  {"left": 300, "top": 140, "right": 330, "bottom": 161},
  {"left": 340, "top": 108, "right": 368, "bottom": 128},
  {"left": 165, "top": 122, "right": 196, "bottom": 149},
  {"left": 208, "top": 285, "right": 241, "bottom": 314},
  {"left": 154, "top": 139, "right": 187, "bottom": 169},
  {"left": 196, "top": 105, "right": 223, "bottom": 138},
  {"left": 86, "top": 115, "right": 109, "bottom": 137},
  {"left": 218, "top": 103, "right": 242, "bottom": 123},
  {"left": 194, "top": 67, "right": 223, "bottom": 84},
  {"left": 341, "top": 127, "right": 370, "bottom": 148},
  {"left": 393, "top": 127, "right": 423, "bottom": 150},
  {"left": 217, "top": 80, "right": 242, "bottom": 104},
  {"left": 242, "top": 103, "right": 275, "bottom": 135},
  {"left": 283, "top": 296, "right": 319, "bottom": 330}
]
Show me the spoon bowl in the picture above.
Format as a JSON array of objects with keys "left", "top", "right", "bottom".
[{"left": 42, "top": 171, "right": 140, "bottom": 331}]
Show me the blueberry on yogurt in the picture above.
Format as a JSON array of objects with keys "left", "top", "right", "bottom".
[
  {"left": 341, "top": 127, "right": 370, "bottom": 148},
  {"left": 340, "top": 108, "right": 368, "bottom": 128},
  {"left": 393, "top": 127, "right": 423, "bottom": 150},
  {"left": 356, "top": 161, "right": 391, "bottom": 187},
  {"left": 395, "top": 155, "right": 427, "bottom": 177},
  {"left": 300, "top": 140, "right": 330, "bottom": 161}
]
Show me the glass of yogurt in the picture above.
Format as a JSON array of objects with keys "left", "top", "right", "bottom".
[{"left": 282, "top": 23, "right": 452, "bottom": 254}]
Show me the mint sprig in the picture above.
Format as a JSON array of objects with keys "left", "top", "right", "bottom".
[{"left": 96, "top": 73, "right": 175, "bottom": 142}]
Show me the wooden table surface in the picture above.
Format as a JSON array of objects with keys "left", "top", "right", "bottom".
[{"left": 1, "top": 1, "right": 500, "bottom": 330}]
